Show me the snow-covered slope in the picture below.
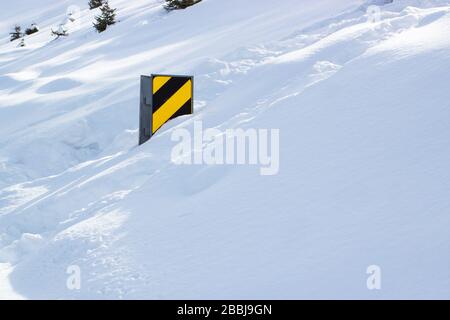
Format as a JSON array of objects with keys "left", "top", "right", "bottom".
[{"left": 1, "top": 0, "right": 450, "bottom": 299}]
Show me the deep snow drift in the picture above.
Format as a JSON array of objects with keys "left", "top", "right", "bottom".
[{"left": 1, "top": 0, "right": 450, "bottom": 299}]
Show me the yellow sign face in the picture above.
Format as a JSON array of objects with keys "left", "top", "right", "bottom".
[{"left": 152, "top": 75, "right": 193, "bottom": 134}]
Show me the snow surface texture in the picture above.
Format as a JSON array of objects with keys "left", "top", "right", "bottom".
[{"left": 1, "top": 0, "right": 450, "bottom": 299}]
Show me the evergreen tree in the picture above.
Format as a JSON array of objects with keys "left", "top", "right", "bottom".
[
  {"left": 89, "top": 0, "right": 104, "bottom": 10},
  {"left": 9, "top": 25, "right": 23, "bottom": 42},
  {"left": 93, "top": 1, "right": 117, "bottom": 33},
  {"left": 165, "top": 0, "right": 202, "bottom": 11}
]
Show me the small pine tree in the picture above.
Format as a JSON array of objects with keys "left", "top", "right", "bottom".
[
  {"left": 165, "top": 0, "right": 202, "bottom": 11},
  {"left": 93, "top": 1, "right": 117, "bottom": 33},
  {"left": 10, "top": 25, "right": 23, "bottom": 42},
  {"left": 89, "top": 0, "right": 104, "bottom": 10}
]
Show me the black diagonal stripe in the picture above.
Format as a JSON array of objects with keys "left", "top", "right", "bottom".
[
  {"left": 170, "top": 99, "right": 192, "bottom": 120},
  {"left": 152, "top": 100, "right": 192, "bottom": 135},
  {"left": 153, "top": 77, "right": 190, "bottom": 113}
]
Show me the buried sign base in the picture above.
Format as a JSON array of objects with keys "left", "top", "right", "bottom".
[{"left": 139, "top": 74, "right": 194, "bottom": 145}]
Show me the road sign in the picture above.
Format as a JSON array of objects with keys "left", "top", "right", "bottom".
[{"left": 139, "top": 74, "right": 194, "bottom": 145}]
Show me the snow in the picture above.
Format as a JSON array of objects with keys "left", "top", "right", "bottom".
[
  {"left": 0, "top": 263, "right": 24, "bottom": 299},
  {"left": 1, "top": 0, "right": 450, "bottom": 299}
]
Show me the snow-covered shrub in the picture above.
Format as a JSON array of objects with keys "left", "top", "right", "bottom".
[
  {"left": 25, "top": 23, "right": 39, "bottom": 36},
  {"left": 51, "top": 24, "right": 69, "bottom": 38},
  {"left": 165, "top": 0, "right": 202, "bottom": 11}
]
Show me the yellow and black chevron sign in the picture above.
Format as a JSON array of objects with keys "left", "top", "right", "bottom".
[
  {"left": 139, "top": 74, "right": 193, "bottom": 145},
  {"left": 152, "top": 75, "right": 193, "bottom": 134}
]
